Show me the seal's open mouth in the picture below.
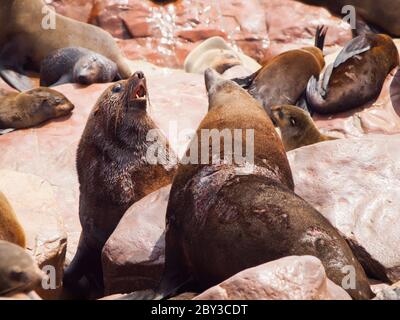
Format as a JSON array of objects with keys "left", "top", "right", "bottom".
[
  {"left": 131, "top": 82, "right": 147, "bottom": 101},
  {"left": 128, "top": 74, "right": 148, "bottom": 110}
]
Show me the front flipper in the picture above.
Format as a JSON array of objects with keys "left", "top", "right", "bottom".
[
  {"left": 231, "top": 69, "right": 259, "bottom": 89},
  {"left": 0, "top": 66, "right": 34, "bottom": 92},
  {"left": 306, "top": 75, "right": 326, "bottom": 110},
  {"left": 354, "top": 16, "right": 382, "bottom": 37},
  {"left": 296, "top": 90, "right": 314, "bottom": 115},
  {"left": 48, "top": 74, "right": 73, "bottom": 87},
  {"left": 333, "top": 35, "right": 371, "bottom": 69}
]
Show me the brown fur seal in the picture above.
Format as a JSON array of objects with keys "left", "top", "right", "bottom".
[
  {"left": 63, "top": 71, "right": 177, "bottom": 297},
  {"left": 297, "top": 0, "right": 400, "bottom": 37},
  {"left": 157, "top": 68, "right": 373, "bottom": 300},
  {"left": 0, "top": 192, "right": 26, "bottom": 248},
  {"left": 0, "top": 240, "right": 44, "bottom": 297},
  {"left": 0, "top": 0, "right": 131, "bottom": 91},
  {"left": 40, "top": 47, "right": 119, "bottom": 87},
  {"left": 307, "top": 34, "right": 399, "bottom": 115},
  {"left": 0, "top": 87, "right": 74, "bottom": 133},
  {"left": 272, "top": 105, "right": 337, "bottom": 152},
  {"left": 232, "top": 26, "right": 327, "bottom": 115}
]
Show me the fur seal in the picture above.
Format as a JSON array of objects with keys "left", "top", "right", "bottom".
[
  {"left": 0, "top": 0, "right": 131, "bottom": 91},
  {"left": 307, "top": 33, "right": 399, "bottom": 115},
  {"left": 184, "top": 36, "right": 261, "bottom": 74},
  {"left": 0, "top": 240, "right": 44, "bottom": 297},
  {"left": 63, "top": 71, "right": 177, "bottom": 296},
  {"left": 271, "top": 105, "right": 337, "bottom": 152},
  {"left": 232, "top": 26, "right": 327, "bottom": 116},
  {"left": 0, "top": 87, "right": 74, "bottom": 133},
  {"left": 158, "top": 68, "right": 373, "bottom": 300},
  {"left": 0, "top": 192, "right": 26, "bottom": 248},
  {"left": 297, "top": 0, "right": 400, "bottom": 37},
  {"left": 40, "top": 47, "right": 119, "bottom": 87}
]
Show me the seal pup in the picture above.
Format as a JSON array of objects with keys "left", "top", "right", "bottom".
[
  {"left": 0, "top": 88, "right": 74, "bottom": 134},
  {"left": 158, "top": 68, "right": 373, "bottom": 300},
  {"left": 40, "top": 47, "right": 120, "bottom": 87},
  {"left": 232, "top": 26, "right": 327, "bottom": 116},
  {"left": 0, "top": 191, "right": 26, "bottom": 248},
  {"left": 307, "top": 34, "right": 399, "bottom": 114},
  {"left": 0, "top": 241, "right": 44, "bottom": 297},
  {"left": 63, "top": 71, "right": 177, "bottom": 297},
  {"left": 271, "top": 105, "right": 337, "bottom": 152},
  {"left": 0, "top": 0, "right": 132, "bottom": 91}
]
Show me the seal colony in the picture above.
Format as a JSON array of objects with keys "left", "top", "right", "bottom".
[
  {"left": 63, "top": 72, "right": 177, "bottom": 297},
  {"left": 0, "top": 0, "right": 131, "bottom": 91},
  {"left": 158, "top": 69, "right": 373, "bottom": 300}
]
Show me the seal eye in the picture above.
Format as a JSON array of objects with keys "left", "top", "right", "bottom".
[
  {"left": 112, "top": 84, "right": 123, "bottom": 93},
  {"left": 290, "top": 117, "right": 296, "bottom": 126}
]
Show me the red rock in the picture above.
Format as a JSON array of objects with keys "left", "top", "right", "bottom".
[
  {"left": 194, "top": 256, "right": 351, "bottom": 300},
  {"left": 102, "top": 185, "right": 170, "bottom": 295},
  {"left": 288, "top": 134, "right": 400, "bottom": 283}
]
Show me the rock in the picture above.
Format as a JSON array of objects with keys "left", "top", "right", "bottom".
[
  {"left": 0, "top": 170, "right": 67, "bottom": 299},
  {"left": 194, "top": 256, "right": 351, "bottom": 300},
  {"left": 102, "top": 185, "right": 171, "bottom": 295},
  {"left": 288, "top": 134, "right": 400, "bottom": 283},
  {"left": 51, "top": 0, "right": 351, "bottom": 68},
  {"left": 373, "top": 288, "right": 400, "bottom": 300}
]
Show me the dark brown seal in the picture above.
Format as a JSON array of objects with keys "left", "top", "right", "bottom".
[
  {"left": 40, "top": 47, "right": 119, "bottom": 87},
  {"left": 271, "top": 105, "right": 337, "bottom": 152},
  {"left": 307, "top": 33, "right": 399, "bottom": 114},
  {"left": 159, "top": 68, "right": 373, "bottom": 300},
  {"left": 0, "top": 240, "right": 44, "bottom": 297},
  {"left": 0, "top": 0, "right": 131, "bottom": 91},
  {"left": 0, "top": 87, "right": 74, "bottom": 133},
  {"left": 297, "top": 0, "right": 400, "bottom": 37},
  {"left": 63, "top": 71, "right": 177, "bottom": 297},
  {"left": 0, "top": 192, "right": 26, "bottom": 248},
  {"left": 232, "top": 26, "right": 327, "bottom": 115}
]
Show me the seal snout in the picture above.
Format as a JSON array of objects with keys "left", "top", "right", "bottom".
[{"left": 127, "top": 71, "right": 147, "bottom": 110}]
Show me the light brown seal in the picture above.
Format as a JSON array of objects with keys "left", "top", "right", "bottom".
[
  {"left": 307, "top": 33, "right": 399, "bottom": 114},
  {"left": 0, "top": 87, "right": 74, "bottom": 133},
  {"left": 272, "top": 105, "right": 337, "bottom": 152},
  {"left": 0, "top": 192, "right": 26, "bottom": 248},
  {"left": 0, "top": 0, "right": 131, "bottom": 91},
  {"left": 158, "top": 68, "right": 373, "bottom": 300},
  {"left": 0, "top": 240, "right": 44, "bottom": 297},
  {"left": 40, "top": 47, "right": 119, "bottom": 87},
  {"left": 63, "top": 71, "right": 177, "bottom": 297},
  {"left": 232, "top": 26, "right": 327, "bottom": 115}
]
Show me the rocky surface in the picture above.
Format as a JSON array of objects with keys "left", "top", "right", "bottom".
[
  {"left": 48, "top": 0, "right": 352, "bottom": 68},
  {"left": 194, "top": 256, "right": 351, "bottom": 300},
  {"left": 288, "top": 134, "right": 400, "bottom": 283},
  {"left": 102, "top": 185, "right": 170, "bottom": 295},
  {"left": 0, "top": 170, "right": 67, "bottom": 299}
]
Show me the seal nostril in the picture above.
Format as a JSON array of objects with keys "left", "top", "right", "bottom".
[
  {"left": 78, "top": 75, "right": 87, "bottom": 84},
  {"left": 135, "top": 71, "right": 144, "bottom": 79}
]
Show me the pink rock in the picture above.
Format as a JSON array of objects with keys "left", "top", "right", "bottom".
[
  {"left": 194, "top": 256, "right": 351, "bottom": 300},
  {"left": 288, "top": 134, "right": 400, "bottom": 283},
  {"left": 102, "top": 185, "right": 170, "bottom": 295},
  {"left": 0, "top": 170, "right": 67, "bottom": 299}
]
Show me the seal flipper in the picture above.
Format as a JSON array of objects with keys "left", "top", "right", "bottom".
[
  {"left": 315, "top": 25, "right": 328, "bottom": 51},
  {"left": 295, "top": 90, "right": 314, "bottom": 115},
  {"left": 231, "top": 69, "right": 259, "bottom": 89},
  {"left": 354, "top": 16, "right": 382, "bottom": 37},
  {"left": 333, "top": 35, "right": 371, "bottom": 69},
  {"left": 0, "top": 66, "right": 34, "bottom": 92},
  {"left": 48, "top": 74, "right": 73, "bottom": 87}
]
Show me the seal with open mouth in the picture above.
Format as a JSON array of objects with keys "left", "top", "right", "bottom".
[{"left": 63, "top": 71, "right": 177, "bottom": 298}]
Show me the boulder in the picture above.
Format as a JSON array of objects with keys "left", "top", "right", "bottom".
[
  {"left": 194, "top": 256, "right": 351, "bottom": 300},
  {"left": 288, "top": 134, "right": 400, "bottom": 283},
  {"left": 0, "top": 170, "right": 67, "bottom": 299},
  {"left": 102, "top": 185, "right": 170, "bottom": 295}
]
